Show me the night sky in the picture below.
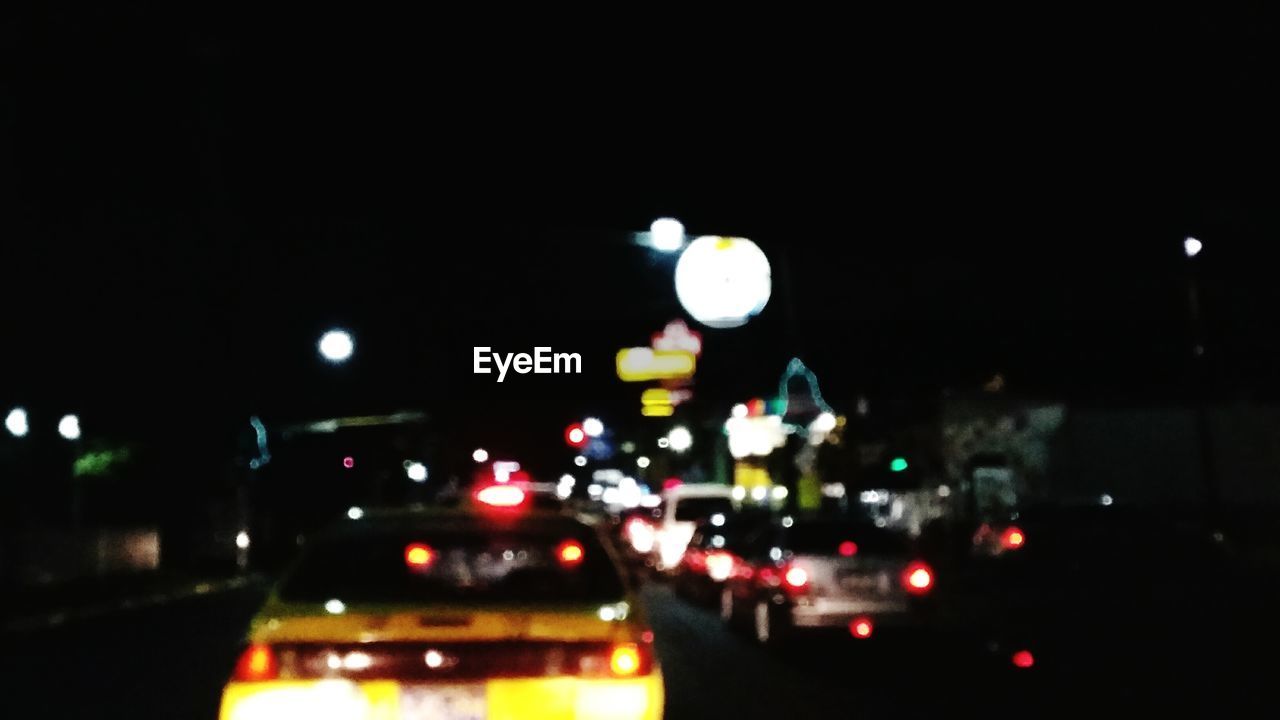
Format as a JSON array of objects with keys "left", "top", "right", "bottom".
[{"left": 4, "top": 6, "right": 1280, "bottom": 477}]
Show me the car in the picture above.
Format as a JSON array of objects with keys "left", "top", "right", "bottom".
[
  {"left": 651, "top": 484, "right": 737, "bottom": 571},
  {"left": 218, "top": 483, "right": 663, "bottom": 720},
  {"left": 671, "top": 509, "right": 773, "bottom": 607},
  {"left": 719, "top": 515, "right": 936, "bottom": 646}
]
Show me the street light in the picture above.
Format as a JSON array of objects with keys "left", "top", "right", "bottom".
[
  {"left": 472, "top": 448, "right": 489, "bottom": 463},
  {"left": 57, "top": 414, "right": 81, "bottom": 441},
  {"left": 636, "top": 456, "right": 651, "bottom": 469},
  {"left": 1184, "top": 236, "right": 1203, "bottom": 258},
  {"left": 583, "top": 417, "right": 604, "bottom": 438},
  {"left": 318, "top": 329, "right": 355, "bottom": 363},
  {"left": 406, "top": 462, "right": 428, "bottom": 482},
  {"left": 5, "top": 407, "right": 28, "bottom": 437}
]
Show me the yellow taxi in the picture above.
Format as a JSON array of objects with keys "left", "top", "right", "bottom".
[{"left": 219, "top": 483, "right": 663, "bottom": 720}]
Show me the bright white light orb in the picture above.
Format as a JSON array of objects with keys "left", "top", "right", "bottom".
[
  {"left": 636, "top": 456, "right": 651, "bottom": 469},
  {"left": 574, "top": 455, "right": 588, "bottom": 467},
  {"left": 347, "top": 506, "right": 364, "bottom": 520},
  {"left": 667, "top": 426, "right": 693, "bottom": 453},
  {"left": 674, "top": 236, "right": 771, "bottom": 328},
  {"left": 235, "top": 530, "right": 251, "bottom": 549},
  {"left": 583, "top": 417, "right": 604, "bottom": 437},
  {"left": 5, "top": 407, "right": 28, "bottom": 437},
  {"left": 1184, "top": 237, "right": 1203, "bottom": 258},
  {"left": 406, "top": 462, "right": 428, "bottom": 482},
  {"left": 58, "top": 414, "right": 81, "bottom": 440},
  {"left": 318, "top": 329, "right": 354, "bottom": 363},
  {"left": 650, "top": 218, "right": 685, "bottom": 252},
  {"left": 472, "top": 448, "right": 489, "bottom": 463}
]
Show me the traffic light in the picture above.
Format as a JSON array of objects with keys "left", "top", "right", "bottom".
[{"left": 889, "top": 457, "right": 908, "bottom": 472}]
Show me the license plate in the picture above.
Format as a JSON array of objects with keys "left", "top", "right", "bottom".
[
  {"left": 400, "top": 685, "right": 487, "bottom": 720},
  {"left": 840, "top": 571, "right": 890, "bottom": 594}
]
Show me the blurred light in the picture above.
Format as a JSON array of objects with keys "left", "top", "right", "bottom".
[
  {"left": 772, "top": 486, "right": 789, "bottom": 500},
  {"left": 1012, "top": 650, "right": 1035, "bottom": 669},
  {"left": 601, "top": 487, "right": 621, "bottom": 505},
  {"left": 650, "top": 218, "right": 685, "bottom": 252},
  {"left": 574, "top": 455, "right": 588, "bottom": 467},
  {"left": 340, "top": 652, "right": 372, "bottom": 671},
  {"left": 675, "top": 236, "right": 771, "bottom": 328},
  {"left": 1100, "top": 493, "right": 1114, "bottom": 506},
  {"left": 850, "top": 617, "right": 874, "bottom": 639},
  {"left": 783, "top": 566, "right": 808, "bottom": 589},
  {"left": 812, "top": 412, "right": 837, "bottom": 433},
  {"left": 890, "top": 457, "right": 909, "bottom": 472},
  {"left": 903, "top": 562, "right": 934, "bottom": 594},
  {"left": 406, "top": 462, "right": 428, "bottom": 482},
  {"left": 652, "top": 319, "right": 703, "bottom": 357},
  {"left": 626, "top": 517, "right": 655, "bottom": 552},
  {"left": 472, "top": 448, "right": 489, "bottom": 463},
  {"left": 405, "top": 543, "right": 435, "bottom": 568},
  {"left": 475, "top": 484, "right": 527, "bottom": 508},
  {"left": 559, "top": 473, "right": 576, "bottom": 485},
  {"left": 641, "top": 388, "right": 674, "bottom": 407},
  {"left": 342, "top": 456, "right": 355, "bottom": 469},
  {"left": 609, "top": 643, "right": 641, "bottom": 677},
  {"left": 1001, "top": 526, "right": 1026, "bottom": 550},
  {"left": 731, "top": 403, "right": 748, "bottom": 418},
  {"left": 235, "top": 530, "right": 251, "bottom": 550},
  {"left": 556, "top": 484, "right": 573, "bottom": 499},
  {"left": 318, "top": 329, "right": 354, "bottom": 363},
  {"left": 861, "top": 490, "right": 884, "bottom": 504},
  {"left": 937, "top": 484, "right": 952, "bottom": 498},
  {"left": 657, "top": 437, "right": 670, "bottom": 449},
  {"left": 732, "top": 486, "right": 747, "bottom": 501},
  {"left": 616, "top": 347, "right": 696, "bottom": 382},
  {"left": 424, "top": 650, "right": 445, "bottom": 669},
  {"left": 324, "top": 599, "right": 346, "bottom": 615},
  {"left": 640, "top": 494, "right": 661, "bottom": 508},
  {"left": 822, "top": 483, "right": 847, "bottom": 499},
  {"left": 493, "top": 460, "right": 521, "bottom": 483},
  {"left": 710, "top": 535, "right": 725, "bottom": 548},
  {"left": 346, "top": 506, "right": 364, "bottom": 520},
  {"left": 5, "top": 407, "right": 29, "bottom": 437},
  {"left": 234, "top": 644, "right": 278, "bottom": 682},
  {"left": 1184, "top": 236, "right": 1203, "bottom": 258},
  {"left": 662, "top": 477, "right": 683, "bottom": 491},
  {"left": 641, "top": 404, "right": 674, "bottom": 417},
  {"left": 582, "top": 417, "right": 604, "bottom": 437},
  {"left": 557, "top": 539, "right": 585, "bottom": 567},
  {"left": 710, "top": 513, "right": 726, "bottom": 527},
  {"left": 839, "top": 541, "right": 858, "bottom": 557},
  {"left": 781, "top": 515, "right": 794, "bottom": 528},
  {"left": 58, "top": 414, "right": 81, "bottom": 440},
  {"left": 587, "top": 483, "right": 604, "bottom": 498},
  {"left": 706, "top": 551, "right": 734, "bottom": 581},
  {"left": 620, "top": 441, "right": 636, "bottom": 453},
  {"left": 636, "top": 456, "right": 650, "bottom": 469},
  {"left": 751, "top": 486, "right": 768, "bottom": 502},
  {"left": 667, "top": 426, "right": 693, "bottom": 452},
  {"left": 769, "top": 547, "right": 783, "bottom": 561},
  {"left": 565, "top": 423, "right": 588, "bottom": 448}
]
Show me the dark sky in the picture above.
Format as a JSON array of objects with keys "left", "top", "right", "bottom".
[{"left": 4, "top": 6, "right": 1280, "bottom": 474}]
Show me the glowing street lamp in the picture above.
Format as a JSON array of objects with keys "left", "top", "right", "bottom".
[
  {"left": 5, "top": 407, "right": 28, "bottom": 438},
  {"left": 58, "top": 414, "right": 81, "bottom": 441},
  {"left": 472, "top": 448, "right": 489, "bottom": 464}
]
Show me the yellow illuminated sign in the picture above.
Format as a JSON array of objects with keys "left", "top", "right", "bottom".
[
  {"left": 641, "top": 388, "right": 672, "bottom": 406},
  {"left": 640, "top": 404, "right": 675, "bottom": 417},
  {"left": 616, "top": 348, "right": 696, "bottom": 382}
]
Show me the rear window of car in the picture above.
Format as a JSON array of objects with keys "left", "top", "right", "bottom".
[
  {"left": 278, "top": 527, "right": 625, "bottom": 606},
  {"left": 787, "top": 522, "right": 912, "bottom": 556},
  {"left": 674, "top": 496, "right": 734, "bottom": 521}
]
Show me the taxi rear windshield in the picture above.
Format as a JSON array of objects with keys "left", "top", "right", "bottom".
[{"left": 278, "top": 528, "right": 625, "bottom": 605}]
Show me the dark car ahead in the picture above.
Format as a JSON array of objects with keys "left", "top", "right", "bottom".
[
  {"left": 719, "top": 516, "right": 935, "bottom": 646},
  {"left": 671, "top": 509, "right": 773, "bottom": 607}
]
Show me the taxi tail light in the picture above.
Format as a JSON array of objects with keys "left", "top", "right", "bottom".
[
  {"left": 233, "top": 643, "right": 279, "bottom": 682},
  {"left": 556, "top": 539, "right": 585, "bottom": 568},
  {"left": 782, "top": 564, "right": 809, "bottom": 594},
  {"left": 405, "top": 542, "right": 435, "bottom": 569},
  {"left": 1000, "top": 526, "right": 1026, "bottom": 550},
  {"left": 576, "top": 641, "right": 655, "bottom": 678},
  {"left": 902, "top": 561, "right": 934, "bottom": 595}
]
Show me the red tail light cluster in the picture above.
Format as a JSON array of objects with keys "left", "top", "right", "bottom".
[
  {"left": 233, "top": 644, "right": 279, "bottom": 682},
  {"left": 576, "top": 642, "right": 655, "bottom": 678},
  {"left": 1012, "top": 649, "right": 1035, "bottom": 668},
  {"left": 475, "top": 484, "right": 528, "bottom": 509},
  {"left": 1000, "top": 526, "right": 1026, "bottom": 550},
  {"left": 405, "top": 543, "right": 435, "bottom": 569},
  {"left": 849, "top": 616, "right": 874, "bottom": 639},
  {"left": 902, "top": 561, "right": 934, "bottom": 595}
]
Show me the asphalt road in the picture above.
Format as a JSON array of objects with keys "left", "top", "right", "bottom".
[{"left": 0, "top": 578, "right": 1265, "bottom": 719}]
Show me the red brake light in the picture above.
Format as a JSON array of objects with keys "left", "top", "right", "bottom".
[
  {"left": 902, "top": 561, "right": 933, "bottom": 594},
  {"left": 1000, "top": 526, "right": 1026, "bottom": 550},
  {"left": 783, "top": 566, "right": 809, "bottom": 590},
  {"left": 556, "top": 539, "right": 585, "bottom": 568},
  {"left": 838, "top": 540, "right": 858, "bottom": 557},
  {"left": 850, "top": 616, "right": 874, "bottom": 639},
  {"left": 475, "top": 484, "right": 527, "bottom": 508},
  {"left": 405, "top": 543, "right": 435, "bottom": 568},
  {"left": 1012, "top": 649, "right": 1035, "bottom": 668},
  {"left": 233, "top": 644, "right": 278, "bottom": 682}
]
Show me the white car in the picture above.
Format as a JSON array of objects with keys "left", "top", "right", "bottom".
[{"left": 653, "top": 485, "right": 737, "bottom": 571}]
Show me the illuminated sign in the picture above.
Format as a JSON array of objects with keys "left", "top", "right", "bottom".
[{"left": 616, "top": 348, "right": 696, "bottom": 382}]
